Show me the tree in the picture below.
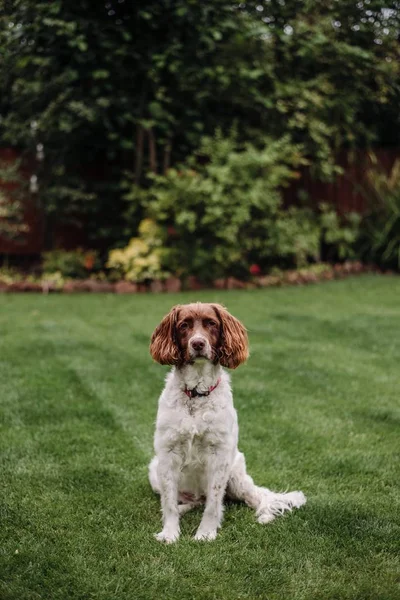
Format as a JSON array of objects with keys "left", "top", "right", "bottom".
[{"left": 0, "top": 0, "right": 399, "bottom": 248}]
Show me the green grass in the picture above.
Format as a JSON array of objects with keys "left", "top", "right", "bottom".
[{"left": 1, "top": 275, "right": 400, "bottom": 600}]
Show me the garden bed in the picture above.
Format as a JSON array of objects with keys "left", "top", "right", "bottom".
[{"left": 0, "top": 261, "right": 394, "bottom": 294}]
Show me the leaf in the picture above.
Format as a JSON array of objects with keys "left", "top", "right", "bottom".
[{"left": 92, "top": 70, "right": 110, "bottom": 79}]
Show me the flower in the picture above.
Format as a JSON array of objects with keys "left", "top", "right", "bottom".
[
  {"left": 84, "top": 253, "right": 95, "bottom": 270},
  {"left": 249, "top": 264, "right": 261, "bottom": 275}
]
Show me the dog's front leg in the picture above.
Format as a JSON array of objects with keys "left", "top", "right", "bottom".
[
  {"left": 155, "top": 451, "right": 182, "bottom": 544},
  {"left": 194, "top": 446, "right": 231, "bottom": 542}
]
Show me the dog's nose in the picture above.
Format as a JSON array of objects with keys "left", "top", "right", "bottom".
[{"left": 191, "top": 339, "right": 205, "bottom": 352}]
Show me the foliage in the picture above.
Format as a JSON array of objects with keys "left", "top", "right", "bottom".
[
  {"left": 271, "top": 203, "right": 360, "bottom": 269},
  {"left": 0, "top": 266, "right": 23, "bottom": 284},
  {"left": 268, "top": 207, "right": 321, "bottom": 268},
  {"left": 0, "top": 0, "right": 131, "bottom": 244},
  {"left": 143, "top": 132, "right": 307, "bottom": 280},
  {"left": 0, "top": 1, "right": 399, "bottom": 247},
  {"left": 358, "top": 158, "right": 400, "bottom": 269},
  {"left": 106, "top": 219, "right": 169, "bottom": 282},
  {"left": 42, "top": 248, "right": 99, "bottom": 279},
  {"left": 319, "top": 203, "right": 361, "bottom": 261},
  {"left": 136, "top": 132, "right": 361, "bottom": 279},
  {"left": 246, "top": 1, "right": 400, "bottom": 179},
  {"left": 0, "top": 158, "right": 28, "bottom": 239},
  {"left": 40, "top": 270, "right": 65, "bottom": 290}
]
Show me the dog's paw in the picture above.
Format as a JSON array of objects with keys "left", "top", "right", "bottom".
[
  {"left": 154, "top": 529, "right": 180, "bottom": 544},
  {"left": 287, "top": 491, "right": 307, "bottom": 508},
  {"left": 194, "top": 528, "right": 218, "bottom": 542},
  {"left": 256, "top": 511, "right": 276, "bottom": 524}
]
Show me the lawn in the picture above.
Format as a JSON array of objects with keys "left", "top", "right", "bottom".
[{"left": 1, "top": 275, "right": 399, "bottom": 600}]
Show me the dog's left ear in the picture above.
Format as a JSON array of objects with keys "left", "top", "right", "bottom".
[
  {"left": 150, "top": 305, "right": 181, "bottom": 365},
  {"left": 211, "top": 304, "right": 249, "bottom": 369}
]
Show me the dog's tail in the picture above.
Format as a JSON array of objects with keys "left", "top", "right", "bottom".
[
  {"left": 256, "top": 488, "right": 306, "bottom": 524},
  {"left": 227, "top": 451, "right": 306, "bottom": 524}
]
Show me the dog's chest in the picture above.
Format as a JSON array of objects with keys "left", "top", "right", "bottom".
[
  {"left": 177, "top": 408, "right": 220, "bottom": 473},
  {"left": 155, "top": 381, "right": 236, "bottom": 456},
  {"left": 169, "top": 399, "right": 226, "bottom": 449},
  {"left": 180, "top": 401, "right": 215, "bottom": 437}
]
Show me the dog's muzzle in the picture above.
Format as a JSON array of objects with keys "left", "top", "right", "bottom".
[{"left": 189, "top": 335, "right": 210, "bottom": 359}]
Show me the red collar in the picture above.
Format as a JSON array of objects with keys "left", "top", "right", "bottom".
[{"left": 184, "top": 378, "right": 221, "bottom": 399}]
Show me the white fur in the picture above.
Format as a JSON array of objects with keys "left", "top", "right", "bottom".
[{"left": 149, "top": 361, "right": 306, "bottom": 543}]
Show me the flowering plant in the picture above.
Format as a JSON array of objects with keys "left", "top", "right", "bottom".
[{"left": 107, "top": 219, "right": 169, "bottom": 282}]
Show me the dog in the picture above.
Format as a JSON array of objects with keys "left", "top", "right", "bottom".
[{"left": 148, "top": 302, "right": 306, "bottom": 542}]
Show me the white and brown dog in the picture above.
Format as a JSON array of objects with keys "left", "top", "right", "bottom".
[{"left": 149, "top": 302, "right": 306, "bottom": 543}]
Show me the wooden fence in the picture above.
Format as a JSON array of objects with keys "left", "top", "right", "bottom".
[
  {"left": 283, "top": 148, "right": 399, "bottom": 213},
  {"left": 0, "top": 147, "right": 398, "bottom": 255}
]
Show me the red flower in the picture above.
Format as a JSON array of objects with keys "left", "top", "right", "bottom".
[
  {"left": 249, "top": 264, "right": 261, "bottom": 275},
  {"left": 84, "top": 254, "right": 95, "bottom": 270},
  {"left": 167, "top": 226, "right": 177, "bottom": 236}
]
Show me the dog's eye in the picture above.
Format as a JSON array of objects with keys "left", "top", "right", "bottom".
[
  {"left": 179, "top": 322, "right": 189, "bottom": 331},
  {"left": 207, "top": 320, "right": 218, "bottom": 328}
]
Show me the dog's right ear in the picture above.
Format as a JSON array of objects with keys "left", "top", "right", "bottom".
[{"left": 149, "top": 305, "right": 181, "bottom": 365}]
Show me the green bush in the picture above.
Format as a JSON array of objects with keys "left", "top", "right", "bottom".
[
  {"left": 358, "top": 159, "right": 400, "bottom": 270},
  {"left": 122, "top": 131, "right": 361, "bottom": 280},
  {"left": 140, "top": 131, "right": 310, "bottom": 281},
  {"left": 267, "top": 206, "right": 321, "bottom": 269},
  {"left": 42, "top": 249, "right": 99, "bottom": 279},
  {"left": 259, "top": 203, "right": 360, "bottom": 269},
  {"left": 319, "top": 203, "right": 361, "bottom": 262}
]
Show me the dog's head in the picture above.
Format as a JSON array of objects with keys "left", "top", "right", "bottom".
[{"left": 149, "top": 302, "right": 249, "bottom": 369}]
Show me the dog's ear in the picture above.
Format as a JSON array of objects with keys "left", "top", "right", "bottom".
[
  {"left": 211, "top": 304, "right": 249, "bottom": 369},
  {"left": 150, "top": 305, "right": 181, "bottom": 365}
]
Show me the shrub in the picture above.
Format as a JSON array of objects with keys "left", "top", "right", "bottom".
[
  {"left": 358, "top": 159, "right": 400, "bottom": 270},
  {"left": 42, "top": 249, "right": 99, "bottom": 279},
  {"left": 0, "top": 266, "right": 23, "bottom": 284},
  {"left": 268, "top": 207, "right": 321, "bottom": 269},
  {"left": 141, "top": 131, "right": 308, "bottom": 281},
  {"left": 40, "top": 271, "right": 65, "bottom": 291},
  {"left": 264, "top": 203, "right": 360, "bottom": 269},
  {"left": 124, "top": 131, "right": 362, "bottom": 280},
  {"left": 106, "top": 219, "right": 169, "bottom": 282},
  {"left": 319, "top": 203, "right": 361, "bottom": 262}
]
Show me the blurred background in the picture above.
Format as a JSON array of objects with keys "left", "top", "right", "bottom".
[{"left": 0, "top": 0, "right": 399, "bottom": 290}]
